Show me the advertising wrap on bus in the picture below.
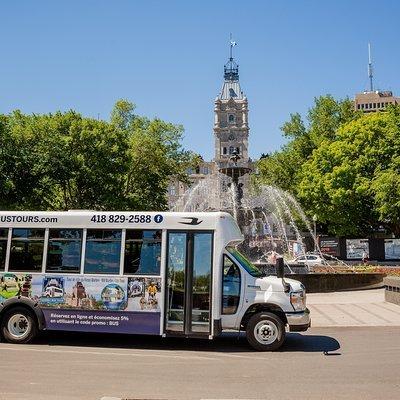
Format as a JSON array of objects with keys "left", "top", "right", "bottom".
[
  {"left": 0, "top": 211, "right": 311, "bottom": 351},
  {"left": 0, "top": 273, "right": 161, "bottom": 334}
]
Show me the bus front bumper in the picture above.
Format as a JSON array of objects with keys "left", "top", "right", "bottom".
[{"left": 286, "top": 308, "right": 311, "bottom": 332}]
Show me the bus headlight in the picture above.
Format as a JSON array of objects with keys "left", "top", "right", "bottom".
[{"left": 290, "top": 290, "right": 306, "bottom": 311}]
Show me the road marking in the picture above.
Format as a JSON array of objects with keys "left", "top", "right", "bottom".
[
  {"left": 0, "top": 344, "right": 279, "bottom": 364},
  {"left": 0, "top": 345, "right": 217, "bottom": 361},
  {"left": 100, "top": 398, "right": 121, "bottom": 400},
  {"left": 207, "top": 352, "right": 271, "bottom": 361}
]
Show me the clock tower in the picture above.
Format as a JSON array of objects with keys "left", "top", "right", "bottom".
[{"left": 213, "top": 49, "right": 249, "bottom": 164}]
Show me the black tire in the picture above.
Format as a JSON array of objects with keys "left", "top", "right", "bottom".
[
  {"left": 246, "top": 312, "right": 285, "bottom": 351},
  {"left": 1, "top": 306, "right": 38, "bottom": 344}
]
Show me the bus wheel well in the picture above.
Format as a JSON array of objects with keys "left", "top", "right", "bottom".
[
  {"left": 0, "top": 299, "right": 45, "bottom": 331},
  {"left": 240, "top": 303, "right": 287, "bottom": 330}
]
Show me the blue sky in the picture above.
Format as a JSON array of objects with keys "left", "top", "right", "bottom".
[{"left": 1, "top": 1, "right": 399, "bottom": 160}]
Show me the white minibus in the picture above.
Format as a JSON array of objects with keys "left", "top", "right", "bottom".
[{"left": 0, "top": 211, "right": 310, "bottom": 351}]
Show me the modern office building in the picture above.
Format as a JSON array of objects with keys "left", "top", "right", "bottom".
[
  {"left": 354, "top": 90, "right": 399, "bottom": 113},
  {"left": 354, "top": 44, "right": 399, "bottom": 113}
]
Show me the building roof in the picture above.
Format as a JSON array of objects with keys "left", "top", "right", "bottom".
[
  {"left": 355, "top": 90, "right": 399, "bottom": 101},
  {"left": 219, "top": 80, "right": 244, "bottom": 100}
]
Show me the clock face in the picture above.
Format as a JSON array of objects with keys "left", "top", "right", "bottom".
[{"left": 228, "top": 134, "right": 235, "bottom": 141}]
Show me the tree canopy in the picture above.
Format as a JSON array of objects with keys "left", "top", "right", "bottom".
[
  {"left": 257, "top": 95, "right": 400, "bottom": 236},
  {"left": 0, "top": 100, "right": 194, "bottom": 211}
]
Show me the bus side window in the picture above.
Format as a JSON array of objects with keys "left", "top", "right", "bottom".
[
  {"left": 46, "top": 229, "right": 82, "bottom": 273},
  {"left": 0, "top": 228, "right": 8, "bottom": 271},
  {"left": 222, "top": 255, "right": 241, "bottom": 314},
  {"left": 124, "top": 230, "right": 161, "bottom": 275},
  {"left": 84, "top": 230, "right": 122, "bottom": 275},
  {"left": 9, "top": 228, "right": 45, "bottom": 272}
]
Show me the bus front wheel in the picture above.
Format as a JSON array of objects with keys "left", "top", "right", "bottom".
[
  {"left": 246, "top": 312, "right": 285, "bottom": 351},
  {"left": 1, "top": 307, "right": 38, "bottom": 344}
]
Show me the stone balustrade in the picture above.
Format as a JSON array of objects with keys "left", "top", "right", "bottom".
[{"left": 384, "top": 276, "right": 400, "bottom": 306}]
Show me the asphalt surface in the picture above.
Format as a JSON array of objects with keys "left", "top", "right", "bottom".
[{"left": 0, "top": 327, "right": 399, "bottom": 400}]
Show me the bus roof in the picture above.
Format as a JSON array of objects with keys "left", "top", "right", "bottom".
[{"left": 0, "top": 210, "right": 243, "bottom": 243}]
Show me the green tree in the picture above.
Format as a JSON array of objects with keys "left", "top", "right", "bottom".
[
  {"left": 256, "top": 95, "right": 400, "bottom": 236},
  {"left": 0, "top": 100, "right": 193, "bottom": 211},
  {"left": 372, "top": 163, "right": 400, "bottom": 235},
  {"left": 257, "top": 95, "right": 356, "bottom": 192},
  {"left": 110, "top": 99, "right": 136, "bottom": 130},
  {"left": 297, "top": 108, "right": 400, "bottom": 235},
  {"left": 124, "top": 117, "right": 194, "bottom": 210}
]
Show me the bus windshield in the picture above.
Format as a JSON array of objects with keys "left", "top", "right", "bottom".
[{"left": 226, "top": 247, "right": 263, "bottom": 277}]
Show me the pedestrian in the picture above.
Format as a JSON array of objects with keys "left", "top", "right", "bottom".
[{"left": 362, "top": 250, "right": 368, "bottom": 265}]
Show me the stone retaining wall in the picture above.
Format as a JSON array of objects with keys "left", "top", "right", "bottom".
[{"left": 384, "top": 276, "right": 400, "bottom": 306}]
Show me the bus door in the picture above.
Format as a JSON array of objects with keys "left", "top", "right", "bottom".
[{"left": 165, "top": 231, "right": 213, "bottom": 336}]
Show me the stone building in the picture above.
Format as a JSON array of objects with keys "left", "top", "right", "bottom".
[{"left": 168, "top": 48, "right": 253, "bottom": 209}]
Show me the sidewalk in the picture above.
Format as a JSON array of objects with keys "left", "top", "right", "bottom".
[{"left": 307, "top": 288, "right": 400, "bottom": 327}]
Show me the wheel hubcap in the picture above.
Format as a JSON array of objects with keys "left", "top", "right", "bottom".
[
  {"left": 8, "top": 314, "right": 30, "bottom": 339},
  {"left": 254, "top": 320, "right": 278, "bottom": 345}
]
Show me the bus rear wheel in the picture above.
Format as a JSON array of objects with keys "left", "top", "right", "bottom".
[
  {"left": 1, "top": 307, "right": 38, "bottom": 344},
  {"left": 246, "top": 312, "right": 285, "bottom": 351}
]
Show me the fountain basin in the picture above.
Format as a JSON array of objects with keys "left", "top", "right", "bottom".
[
  {"left": 257, "top": 263, "right": 386, "bottom": 293},
  {"left": 292, "top": 272, "right": 386, "bottom": 293}
]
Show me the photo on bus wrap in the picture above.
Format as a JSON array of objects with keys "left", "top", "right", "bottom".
[
  {"left": 0, "top": 273, "right": 33, "bottom": 300},
  {"left": 126, "top": 277, "right": 161, "bottom": 312},
  {"left": 40, "top": 277, "right": 65, "bottom": 305}
]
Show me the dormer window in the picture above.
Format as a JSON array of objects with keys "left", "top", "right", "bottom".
[{"left": 228, "top": 114, "right": 235, "bottom": 124}]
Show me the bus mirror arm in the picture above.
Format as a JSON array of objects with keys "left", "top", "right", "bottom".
[{"left": 275, "top": 257, "right": 290, "bottom": 293}]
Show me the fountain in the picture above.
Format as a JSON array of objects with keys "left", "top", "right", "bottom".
[
  {"left": 172, "top": 152, "right": 314, "bottom": 274},
  {"left": 171, "top": 156, "right": 387, "bottom": 292}
]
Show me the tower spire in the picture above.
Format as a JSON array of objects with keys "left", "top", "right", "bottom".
[
  {"left": 368, "top": 43, "right": 374, "bottom": 92},
  {"left": 224, "top": 34, "right": 239, "bottom": 81}
]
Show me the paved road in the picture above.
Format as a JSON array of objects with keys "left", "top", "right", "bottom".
[
  {"left": 0, "top": 326, "right": 400, "bottom": 400},
  {"left": 308, "top": 289, "right": 400, "bottom": 326}
]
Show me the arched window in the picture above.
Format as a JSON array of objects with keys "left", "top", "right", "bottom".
[{"left": 228, "top": 114, "right": 235, "bottom": 124}]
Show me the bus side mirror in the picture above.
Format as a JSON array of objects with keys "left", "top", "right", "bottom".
[{"left": 275, "top": 257, "right": 284, "bottom": 279}]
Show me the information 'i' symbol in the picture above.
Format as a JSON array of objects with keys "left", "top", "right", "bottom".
[{"left": 154, "top": 214, "right": 163, "bottom": 223}]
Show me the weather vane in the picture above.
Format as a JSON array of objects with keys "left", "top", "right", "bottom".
[{"left": 229, "top": 33, "right": 237, "bottom": 60}]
